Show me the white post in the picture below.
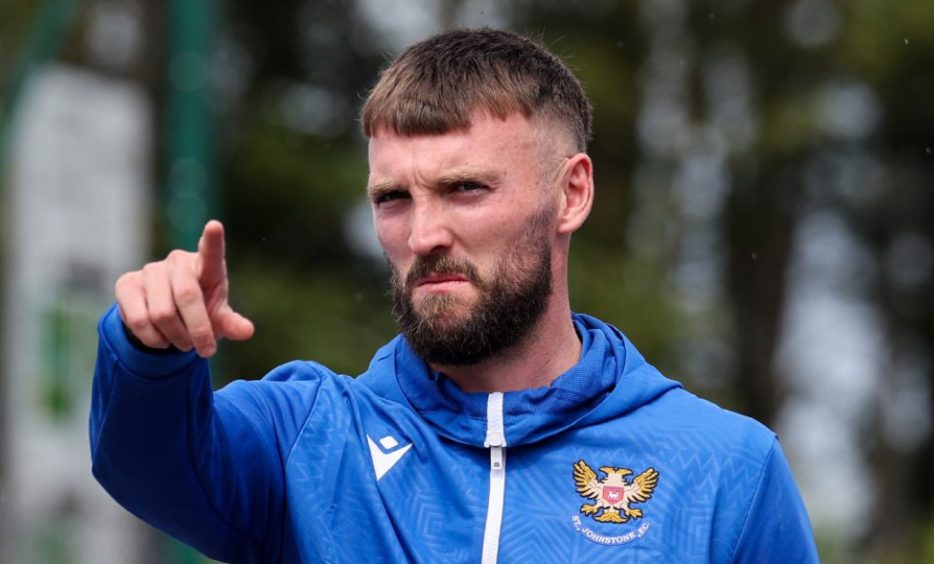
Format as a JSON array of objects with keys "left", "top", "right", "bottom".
[{"left": 2, "top": 63, "right": 153, "bottom": 564}]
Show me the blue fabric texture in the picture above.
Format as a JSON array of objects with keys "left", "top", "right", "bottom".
[{"left": 90, "top": 304, "right": 819, "bottom": 563}]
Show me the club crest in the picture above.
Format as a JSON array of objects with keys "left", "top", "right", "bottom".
[{"left": 573, "top": 459, "right": 659, "bottom": 524}]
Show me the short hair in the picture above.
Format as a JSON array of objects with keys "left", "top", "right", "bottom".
[{"left": 361, "top": 28, "right": 592, "bottom": 152}]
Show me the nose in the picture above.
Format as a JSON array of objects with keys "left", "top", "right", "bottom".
[{"left": 407, "top": 200, "right": 453, "bottom": 256}]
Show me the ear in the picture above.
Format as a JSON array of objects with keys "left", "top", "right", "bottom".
[{"left": 556, "top": 153, "right": 594, "bottom": 235}]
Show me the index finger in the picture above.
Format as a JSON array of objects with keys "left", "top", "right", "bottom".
[{"left": 198, "top": 220, "right": 226, "bottom": 284}]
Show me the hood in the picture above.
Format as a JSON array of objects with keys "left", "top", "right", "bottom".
[{"left": 358, "top": 313, "right": 682, "bottom": 447}]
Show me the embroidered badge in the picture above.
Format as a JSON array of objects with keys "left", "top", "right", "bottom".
[{"left": 573, "top": 460, "right": 659, "bottom": 524}]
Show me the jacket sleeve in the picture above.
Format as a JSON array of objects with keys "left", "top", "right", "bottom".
[
  {"left": 730, "top": 439, "right": 820, "bottom": 563},
  {"left": 89, "top": 305, "right": 319, "bottom": 563}
]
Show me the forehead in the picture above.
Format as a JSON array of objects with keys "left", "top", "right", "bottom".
[{"left": 367, "top": 112, "right": 543, "bottom": 185}]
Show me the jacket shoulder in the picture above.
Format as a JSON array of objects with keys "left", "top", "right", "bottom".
[
  {"left": 215, "top": 361, "right": 357, "bottom": 440},
  {"left": 647, "top": 386, "right": 778, "bottom": 458}
]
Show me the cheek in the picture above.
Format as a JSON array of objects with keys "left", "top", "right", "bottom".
[
  {"left": 374, "top": 214, "right": 403, "bottom": 250},
  {"left": 374, "top": 217, "right": 412, "bottom": 269}
]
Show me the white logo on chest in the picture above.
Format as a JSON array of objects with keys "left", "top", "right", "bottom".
[{"left": 367, "top": 435, "right": 413, "bottom": 481}]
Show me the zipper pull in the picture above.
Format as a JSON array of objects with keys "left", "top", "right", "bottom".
[
  {"left": 490, "top": 445, "right": 505, "bottom": 471},
  {"left": 484, "top": 392, "right": 507, "bottom": 448}
]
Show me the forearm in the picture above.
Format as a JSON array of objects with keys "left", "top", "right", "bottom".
[{"left": 90, "top": 305, "right": 270, "bottom": 562}]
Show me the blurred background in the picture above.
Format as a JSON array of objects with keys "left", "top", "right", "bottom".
[{"left": 1, "top": 0, "right": 932, "bottom": 562}]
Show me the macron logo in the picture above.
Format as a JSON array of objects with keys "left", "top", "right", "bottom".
[{"left": 367, "top": 434, "right": 413, "bottom": 481}]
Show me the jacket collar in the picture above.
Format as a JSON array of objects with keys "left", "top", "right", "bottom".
[{"left": 359, "top": 313, "right": 682, "bottom": 447}]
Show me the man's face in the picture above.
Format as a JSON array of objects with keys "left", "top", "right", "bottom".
[{"left": 368, "top": 112, "right": 559, "bottom": 365}]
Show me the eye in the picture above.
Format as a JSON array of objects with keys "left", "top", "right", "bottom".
[
  {"left": 448, "top": 180, "right": 486, "bottom": 193},
  {"left": 373, "top": 189, "right": 409, "bottom": 206}
]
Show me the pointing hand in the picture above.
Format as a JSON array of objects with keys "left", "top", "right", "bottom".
[{"left": 114, "top": 220, "right": 254, "bottom": 357}]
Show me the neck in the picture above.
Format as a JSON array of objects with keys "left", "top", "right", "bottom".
[{"left": 432, "top": 296, "right": 582, "bottom": 393}]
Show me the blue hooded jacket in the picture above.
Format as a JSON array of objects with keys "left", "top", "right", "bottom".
[{"left": 90, "top": 305, "right": 818, "bottom": 563}]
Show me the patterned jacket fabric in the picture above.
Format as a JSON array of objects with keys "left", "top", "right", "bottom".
[{"left": 90, "top": 304, "right": 819, "bottom": 563}]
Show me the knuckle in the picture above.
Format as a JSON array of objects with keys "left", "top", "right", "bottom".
[
  {"left": 166, "top": 249, "right": 190, "bottom": 263},
  {"left": 174, "top": 286, "right": 201, "bottom": 307},
  {"left": 114, "top": 272, "right": 139, "bottom": 294},
  {"left": 149, "top": 304, "right": 178, "bottom": 325},
  {"left": 172, "top": 273, "right": 204, "bottom": 305},
  {"left": 141, "top": 261, "right": 162, "bottom": 275},
  {"left": 125, "top": 314, "right": 150, "bottom": 333}
]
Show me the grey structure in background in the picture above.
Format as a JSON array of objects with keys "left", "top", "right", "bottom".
[{"left": 2, "top": 64, "right": 152, "bottom": 564}]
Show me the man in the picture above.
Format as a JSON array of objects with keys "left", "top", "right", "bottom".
[{"left": 90, "top": 29, "right": 819, "bottom": 563}]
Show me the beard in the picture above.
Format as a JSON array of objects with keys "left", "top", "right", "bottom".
[{"left": 389, "top": 208, "right": 554, "bottom": 366}]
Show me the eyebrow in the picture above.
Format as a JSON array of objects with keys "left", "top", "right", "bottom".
[
  {"left": 366, "top": 180, "right": 401, "bottom": 197},
  {"left": 367, "top": 167, "right": 502, "bottom": 196},
  {"left": 437, "top": 167, "right": 500, "bottom": 187}
]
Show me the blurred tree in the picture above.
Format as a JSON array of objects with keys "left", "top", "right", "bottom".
[
  {"left": 215, "top": 0, "right": 394, "bottom": 377},
  {"left": 837, "top": 1, "right": 934, "bottom": 558},
  {"left": 204, "top": 1, "right": 934, "bottom": 560},
  {"left": 508, "top": 1, "right": 934, "bottom": 561},
  {"left": 4, "top": 0, "right": 933, "bottom": 561}
]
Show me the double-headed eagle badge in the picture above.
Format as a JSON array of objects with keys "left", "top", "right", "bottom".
[{"left": 573, "top": 459, "right": 659, "bottom": 523}]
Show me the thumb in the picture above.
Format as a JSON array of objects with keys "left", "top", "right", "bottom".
[{"left": 215, "top": 305, "right": 255, "bottom": 341}]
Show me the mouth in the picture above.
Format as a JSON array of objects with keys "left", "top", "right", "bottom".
[{"left": 416, "top": 273, "right": 470, "bottom": 287}]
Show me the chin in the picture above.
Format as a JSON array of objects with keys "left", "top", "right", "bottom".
[{"left": 415, "top": 296, "right": 474, "bottom": 325}]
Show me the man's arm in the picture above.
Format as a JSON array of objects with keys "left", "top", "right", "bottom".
[
  {"left": 90, "top": 221, "right": 281, "bottom": 562},
  {"left": 729, "top": 439, "right": 820, "bottom": 563}
]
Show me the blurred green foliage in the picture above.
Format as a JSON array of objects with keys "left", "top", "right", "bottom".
[
  {"left": 3, "top": 0, "right": 934, "bottom": 562},
  {"left": 209, "top": 3, "right": 934, "bottom": 562},
  {"left": 210, "top": 2, "right": 934, "bottom": 560}
]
